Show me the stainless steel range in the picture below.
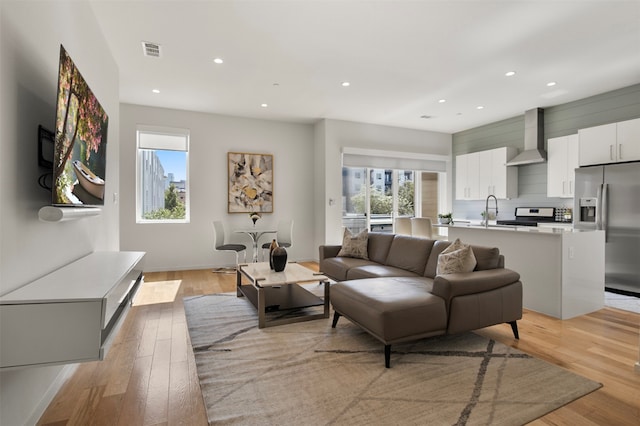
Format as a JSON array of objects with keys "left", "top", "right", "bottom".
[{"left": 496, "top": 207, "right": 558, "bottom": 227}]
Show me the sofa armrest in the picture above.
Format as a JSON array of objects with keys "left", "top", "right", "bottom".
[
  {"left": 431, "top": 268, "right": 521, "bottom": 304},
  {"left": 319, "top": 245, "right": 342, "bottom": 263}
]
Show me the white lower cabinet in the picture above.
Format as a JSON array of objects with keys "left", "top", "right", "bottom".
[
  {"left": 0, "top": 251, "right": 145, "bottom": 369},
  {"left": 547, "top": 134, "right": 579, "bottom": 198}
]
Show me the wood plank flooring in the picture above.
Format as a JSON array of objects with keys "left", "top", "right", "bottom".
[{"left": 38, "top": 265, "right": 640, "bottom": 425}]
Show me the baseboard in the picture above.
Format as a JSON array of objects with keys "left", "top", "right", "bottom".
[
  {"left": 27, "top": 363, "right": 78, "bottom": 425},
  {"left": 605, "top": 287, "right": 640, "bottom": 298}
]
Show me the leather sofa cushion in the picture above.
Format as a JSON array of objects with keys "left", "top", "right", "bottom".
[
  {"left": 424, "top": 240, "right": 451, "bottom": 278},
  {"left": 331, "top": 277, "right": 447, "bottom": 343},
  {"left": 367, "top": 232, "right": 396, "bottom": 264},
  {"left": 321, "top": 257, "right": 375, "bottom": 281},
  {"left": 424, "top": 240, "right": 501, "bottom": 277},
  {"left": 469, "top": 245, "right": 501, "bottom": 270},
  {"left": 346, "top": 264, "right": 420, "bottom": 280},
  {"left": 385, "top": 235, "right": 434, "bottom": 275}
]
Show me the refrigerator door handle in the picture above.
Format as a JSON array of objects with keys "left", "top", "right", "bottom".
[
  {"left": 601, "top": 183, "right": 609, "bottom": 242},
  {"left": 595, "top": 184, "right": 602, "bottom": 230}
]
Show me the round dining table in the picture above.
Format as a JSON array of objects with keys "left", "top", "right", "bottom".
[{"left": 235, "top": 228, "right": 277, "bottom": 262}]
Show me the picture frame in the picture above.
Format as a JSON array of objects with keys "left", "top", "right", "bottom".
[{"left": 227, "top": 152, "right": 274, "bottom": 213}]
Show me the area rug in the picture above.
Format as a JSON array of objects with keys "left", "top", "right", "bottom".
[{"left": 184, "top": 290, "right": 601, "bottom": 425}]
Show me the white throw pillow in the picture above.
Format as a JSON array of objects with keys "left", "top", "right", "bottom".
[
  {"left": 436, "top": 238, "right": 477, "bottom": 275},
  {"left": 337, "top": 228, "right": 369, "bottom": 260}
]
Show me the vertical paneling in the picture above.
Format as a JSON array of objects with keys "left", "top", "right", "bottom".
[{"left": 452, "top": 84, "right": 640, "bottom": 220}]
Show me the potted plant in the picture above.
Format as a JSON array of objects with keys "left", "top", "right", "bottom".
[{"left": 438, "top": 213, "right": 453, "bottom": 225}]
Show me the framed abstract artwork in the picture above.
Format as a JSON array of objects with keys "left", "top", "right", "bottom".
[{"left": 227, "top": 152, "right": 274, "bottom": 213}]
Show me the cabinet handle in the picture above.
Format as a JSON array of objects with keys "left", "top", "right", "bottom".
[
  {"left": 618, "top": 144, "right": 622, "bottom": 160},
  {"left": 563, "top": 181, "right": 566, "bottom": 195},
  {"left": 570, "top": 180, "right": 573, "bottom": 195},
  {"left": 610, "top": 145, "right": 614, "bottom": 161}
]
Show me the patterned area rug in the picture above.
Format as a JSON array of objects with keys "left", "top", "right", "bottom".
[{"left": 184, "top": 289, "right": 601, "bottom": 425}]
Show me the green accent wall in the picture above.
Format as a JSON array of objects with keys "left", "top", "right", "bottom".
[{"left": 452, "top": 84, "right": 640, "bottom": 220}]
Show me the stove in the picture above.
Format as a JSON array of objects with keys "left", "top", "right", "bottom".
[{"left": 496, "top": 207, "right": 557, "bottom": 227}]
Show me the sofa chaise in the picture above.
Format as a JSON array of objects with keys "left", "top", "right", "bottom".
[{"left": 319, "top": 231, "right": 522, "bottom": 367}]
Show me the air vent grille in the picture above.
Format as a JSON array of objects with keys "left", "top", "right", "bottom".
[{"left": 142, "top": 41, "right": 161, "bottom": 58}]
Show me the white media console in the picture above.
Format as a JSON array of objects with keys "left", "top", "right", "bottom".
[{"left": 0, "top": 251, "right": 145, "bottom": 369}]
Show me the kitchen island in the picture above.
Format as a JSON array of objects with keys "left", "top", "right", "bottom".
[{"left": 445, "top": 224, "right": 604, "bottom": 319}]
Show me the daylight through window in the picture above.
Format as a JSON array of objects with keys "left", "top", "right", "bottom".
[{"left": 136, "top": 127, "right": 189, "bottom": 222}]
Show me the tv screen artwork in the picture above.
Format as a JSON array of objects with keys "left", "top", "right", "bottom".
[{"left": 52, "top": 45, "right": 108, "bottom": 206}]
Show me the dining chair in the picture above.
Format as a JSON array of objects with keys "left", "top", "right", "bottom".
[
  {"left": 394, "top": 217, "right": 412, "bottom": 235},
  {"left": 261, "top": 219, "right": 294, "bottom": 261},
  {"left": 212, "top": 221, "right": 247, "bottom": 271},
  {"left": 410, "top": 217, "right": 433, "bottom": 239}
]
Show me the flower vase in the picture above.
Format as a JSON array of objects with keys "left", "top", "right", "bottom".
[
  {"left": 271, "top": 247, "right": 288, "bottom": 272},
  {"left": 268, "top": 239, "right": 278, "bottom": 270}
]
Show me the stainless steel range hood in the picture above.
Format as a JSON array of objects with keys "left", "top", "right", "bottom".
[{"left": 506, "top": 108, "right": 546, "bottom": 166}]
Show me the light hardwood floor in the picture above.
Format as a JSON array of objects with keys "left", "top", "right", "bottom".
[{"left": 38, "top": 265, "right": 640, "bottom": 425}]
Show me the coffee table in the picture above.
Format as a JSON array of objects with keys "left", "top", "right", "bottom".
[{"left": 236, "top": 262, "right": 329, "bottom": 328}]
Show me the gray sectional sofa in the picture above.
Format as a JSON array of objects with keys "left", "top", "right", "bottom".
[{"left": 319, "top": 232, "right": 523, "bottom": 367}]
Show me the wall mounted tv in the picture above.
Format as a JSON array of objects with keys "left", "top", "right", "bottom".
[{"left": 52, "top": 45, "right": 109, "bottom": 206}]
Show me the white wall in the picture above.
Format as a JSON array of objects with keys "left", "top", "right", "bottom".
[
  {"left": 314, "top": 119, "right": 452, "bottom": 247},
  {"left": 0, "top": 2, "right": 119, "bottom": 425},
  {"left": 119, "top": 104, "right": 316, "bottom": 271}
]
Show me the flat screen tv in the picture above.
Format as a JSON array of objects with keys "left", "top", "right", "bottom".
[{"left": 52, "top": 45, "right": 109, "bottom": 206}]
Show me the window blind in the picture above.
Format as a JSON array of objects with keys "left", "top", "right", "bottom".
[{"left": 341, "top": 147, "right": 448, "bottom": 172}]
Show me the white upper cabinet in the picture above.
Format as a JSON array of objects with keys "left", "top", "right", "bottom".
[
  {"left": 478, "top": 147, "right": 518, "bottom": 199},
  {"left": 617, "top": 118, "right": 640, "bottom": 162},
  {"left": 456, "top": 147, "right": 518, "bottom": 200},
  {"left": 455, "top": 152, "right": 480, "bottom": 200},
  {"left": 579, "top": 118, "right": 640, "bottom": 166},
  {"left": 547, "top": 134, "right": 578, "bottom": 198}
]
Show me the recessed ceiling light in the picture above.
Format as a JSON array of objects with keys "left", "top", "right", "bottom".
[
  {"left": 505, "top": 71, "right": 516, "bottom": 77},
  {"left": 152, "top": 89, "right": 160, "bottom": 94},
  {"left": 547, "top": 81, "right": 557, "bottom": 87},
  {"left": 341, "top": 81, "right": 350, "bottom": 87},
  {"left": 213, "top": 58, "right": 224, "bottom": 64},
  {"left": 438, "top": 99, "right": 446, "bottom": 103},
  {"left": 477, "top": 106, "right": 484, "bottom": 110},
  {"left": 260, "top": 103, "right": 268, "bottom": 108}
]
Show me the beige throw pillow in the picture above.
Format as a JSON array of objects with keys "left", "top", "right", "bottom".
[
  {"left": 337, "top": 228, "right": 369, "bottom": 260},
  {"left": 436, "top": 238, "right": 477, "bottom": 275}
]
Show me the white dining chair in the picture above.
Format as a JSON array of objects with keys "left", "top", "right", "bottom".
[
  {"left": 394, "top": 217, "right": 412, "bottom": 235},
  {"left": 212, "top": 221, "right": 247, "bottom": 272},
  {"left": 411, "top": 217, "right": 433, "bottom": 239},
  {"left": 261, "top": 219, "right": 294, "bottom": 261}
]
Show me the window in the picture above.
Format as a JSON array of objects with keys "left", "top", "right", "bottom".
[
  {"left": 342, "top": 167, "right": 425, "bottom": 233},
  {"left": 136, "top": 126, "right": 189, "bottom": 223}
]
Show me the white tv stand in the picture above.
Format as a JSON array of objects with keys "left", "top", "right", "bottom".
[{"left": 0, "top": 251, "right": 145, "bottom": 369}]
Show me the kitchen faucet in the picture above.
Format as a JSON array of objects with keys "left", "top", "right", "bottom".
[{"left": 485, "top": 195, "right": 498, "bottom": 228}]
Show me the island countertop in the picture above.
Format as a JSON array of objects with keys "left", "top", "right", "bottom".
[{"left": 434, "top": 222, "right": 582, "bottom": 235}]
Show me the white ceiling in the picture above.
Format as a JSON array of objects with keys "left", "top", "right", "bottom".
[{"left": 90, "top": 0, "right": 640, "bottom": 134}]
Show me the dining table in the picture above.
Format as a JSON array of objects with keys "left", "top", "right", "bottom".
[{"left": 234, "top": 228, "right": 277, "bottom": 262}]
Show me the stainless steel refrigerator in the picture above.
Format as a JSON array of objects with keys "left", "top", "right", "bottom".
[{"left": 574, "top": 162, "right": 640, "bottom": 296}]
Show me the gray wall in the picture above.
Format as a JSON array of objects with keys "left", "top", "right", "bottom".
[
  {"left": 1, "top": 2, "right": 120, "bottom": 425},
  {"left": 452, "top": 84, "right": 640, "bottom": 220}
]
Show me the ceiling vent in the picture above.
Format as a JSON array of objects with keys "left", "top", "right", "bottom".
[{"left": 142, "top": 41, "right": 162, "bottom": 58}]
